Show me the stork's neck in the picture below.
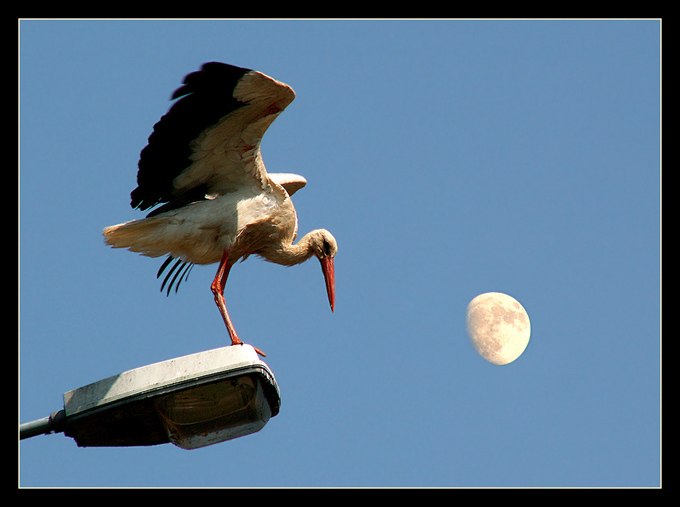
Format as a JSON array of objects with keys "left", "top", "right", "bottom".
[{"left": 264, "top": 232, "right": 318, "bottom": 267}]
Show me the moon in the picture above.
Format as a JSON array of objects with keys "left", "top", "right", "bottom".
[{"left": 466, "top": 292, "right": 531, "bottom": 365}]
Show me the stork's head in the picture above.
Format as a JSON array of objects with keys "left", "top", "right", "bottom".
[{"left": 309, "top": 229, "right": 337, "bottom": 312}]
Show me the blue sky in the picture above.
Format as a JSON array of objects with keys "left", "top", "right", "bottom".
[{"left": 19, "top": 20, "right": 660, "bottom": 487}]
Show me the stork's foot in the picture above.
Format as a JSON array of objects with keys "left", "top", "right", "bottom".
[
  {"left": 252, "top": 346, "right": 267, "bottom": 358},
  {"left": 229, "top": 335, "right": 266, "bottom": 357},
  {"left": 232, "top": 341, "right": 266, "bottom": 358}
]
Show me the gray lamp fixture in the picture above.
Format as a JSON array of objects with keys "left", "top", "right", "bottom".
[{"left": 20, "top": 345, "right": 280, "bottom": 449}]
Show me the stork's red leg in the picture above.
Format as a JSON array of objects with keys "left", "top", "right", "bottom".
[
  {"left": 211, "top": 249, "right": 240, "bottom": 345},
  {"left": 210, "top": 249, "right": 266, "bottom": 357}
]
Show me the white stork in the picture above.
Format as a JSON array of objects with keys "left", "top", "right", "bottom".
[{"left": 103, "top": 62, "right": 337, "bottom": 356}]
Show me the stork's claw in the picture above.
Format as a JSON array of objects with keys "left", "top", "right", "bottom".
[
  {"left": 253, "top": 346, "right": 267, "bottom": 358},
  {"left": 231, "top": 340, "right": 266, "bottom": 357}
]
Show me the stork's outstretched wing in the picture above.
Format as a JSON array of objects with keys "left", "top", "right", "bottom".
[{"left": 130, "top": 62, "right": 295, "bottom": 215}]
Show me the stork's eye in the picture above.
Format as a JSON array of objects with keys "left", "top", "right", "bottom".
[{"left": 322, "top": 239, "right": 332, "bottom": 256}]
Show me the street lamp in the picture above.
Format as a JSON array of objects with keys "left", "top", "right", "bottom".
[{"left": 20, "top": 344, "right": 280, "bottom": 449}]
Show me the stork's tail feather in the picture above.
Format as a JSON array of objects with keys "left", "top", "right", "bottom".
[
  {"left": 103, "top": 217, "right": 170, "bottom": 258},
  {"left": 103, "top": 219, "right": 196, "bottom": 294}
]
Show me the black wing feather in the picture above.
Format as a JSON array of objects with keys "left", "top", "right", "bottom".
[
  {"left": 157, "top": 256, "right": 196, "bottom": 296},
  {"left": 158, "top": 257, "right": 183, "bottom": 294},
  {"left": 174, "top": 262, "right": 194, "bottom": 293},
  {"left": 130, "top": 62, "right": 253, "bottom": 213}
]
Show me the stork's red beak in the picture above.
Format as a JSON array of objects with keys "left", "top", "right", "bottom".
[{"left": 320, "top": 256, "right": 335, "bottom": 312}]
